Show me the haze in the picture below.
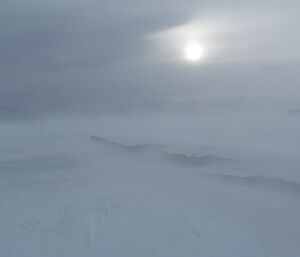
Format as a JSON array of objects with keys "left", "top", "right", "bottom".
[
  {"left": 0, "top": 1, "right": 300, "bottom": 257},
  {"left": 1, "top": 0, "right": 300, "bottom": 117}
]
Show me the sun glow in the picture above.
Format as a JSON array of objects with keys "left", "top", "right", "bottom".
[{"left": 185, "top": 41, "right": 204, "bottom": 62}]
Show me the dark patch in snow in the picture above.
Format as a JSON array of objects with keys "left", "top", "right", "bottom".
[{"left": 90, "top": 136, "right": 234, "bottom": 167}]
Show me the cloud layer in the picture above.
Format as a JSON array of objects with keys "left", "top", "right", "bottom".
[{"left": 0, "top": 0, "right": 299, "bottom": 118}]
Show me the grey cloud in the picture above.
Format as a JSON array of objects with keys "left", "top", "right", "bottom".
[{"left": 0, "top": 0, "right": 300, "bottom": 119}]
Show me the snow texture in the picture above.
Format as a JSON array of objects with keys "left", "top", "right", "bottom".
[{"left": 0, "top": 114, "right": 300, "bottom": 257}]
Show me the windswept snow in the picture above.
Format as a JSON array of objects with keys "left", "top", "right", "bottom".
[{"left": 0, "top": 115, "right": 300, "bottom": 257}]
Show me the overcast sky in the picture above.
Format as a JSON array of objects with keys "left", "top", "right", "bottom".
[{"left": 1, "top": 0, "right": 300, "bottom": 118}]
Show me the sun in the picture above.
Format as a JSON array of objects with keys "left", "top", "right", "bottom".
[{"left": 185, "top": 41, "right": 204, "bottom": 62}]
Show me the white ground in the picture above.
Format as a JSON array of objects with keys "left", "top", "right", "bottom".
[{"left": 0, "top": 113, "right": 300, "bottom": 257}]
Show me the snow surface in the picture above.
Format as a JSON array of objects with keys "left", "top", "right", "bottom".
[{"left": 0, "top": 113, "right": 300, "bottom": 257}]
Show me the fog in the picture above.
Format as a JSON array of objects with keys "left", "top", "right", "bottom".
[
  {"left": 1, "top": 1, "right": 300, "bottom": 257},
  {"left": 1, "top": 0, "right": 300, "bottom": 117}
]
